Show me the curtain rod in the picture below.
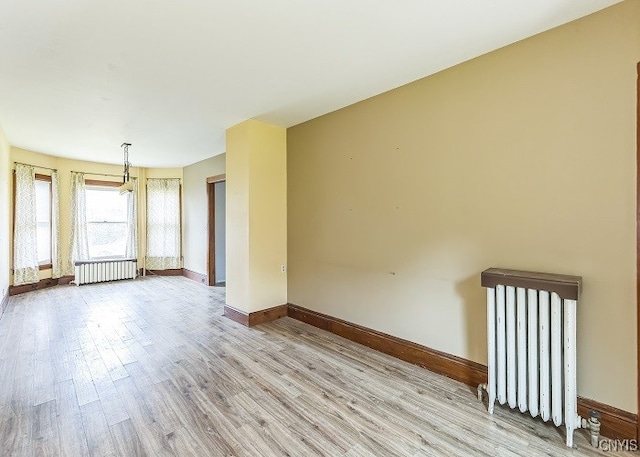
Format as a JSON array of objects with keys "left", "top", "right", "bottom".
[
  {"left": 70, "top": 171, "right": 137, "bottom": 180},
  {"left": 14, "top": 161, "right": 57, "bottom": 172}
]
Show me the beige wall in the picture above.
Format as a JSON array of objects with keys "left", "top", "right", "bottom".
[
  {"left": 183, "top": 154, "right": 226, "bottom": 276},
  {"left": 227, "top": 122, "right": 251, "bottom": 309},
  {"left": 248, "top": 123, "right": 287, "bottom": 310},
  {"left": 9, "top": 147, "right": 183, "bottom": 280},
  {"left": 287, "top": 1, "right": 640, "bottom": 412},
  {"left": 227, "top": 120, "right": 287, "bottom": 313},
  {"left": 0, "top": 126, "right": 10, "bottom": 299}
]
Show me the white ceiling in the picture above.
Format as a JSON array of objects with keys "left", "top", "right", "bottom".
[{"left": 0, "top": 0, "right": 622, "bottom": 168}]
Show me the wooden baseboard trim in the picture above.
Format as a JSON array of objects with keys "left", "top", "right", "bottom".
[
  {"left": 286, "top": 303, "right": 637, "bottom": 440},
  {"left": 58, "top": 275, "right": 74, "bottom": 285},
  {"left": 146, "top": 269, "right": 184, "bottom": 276},
  {"left": 223, "top": 305, "right": 249, "bottom": 326},
  {"left": 223, "top": 304, "right": 289, "bottom": 327},
  {"left": 578, "top": 397, "right": 637, "bottom": 440},
  {"left": 249, "top": 304, "right": 288, "bottom": 326},
  {"left": 9, "top": 275, "right": 75, "bottom": 296},
  {"left": 183, "top": 268, "right": 207, "bottom": 284}
]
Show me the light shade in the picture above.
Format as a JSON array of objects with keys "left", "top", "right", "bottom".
[{"left": 119, "top": 180, "right": 134, "bottom": 195}]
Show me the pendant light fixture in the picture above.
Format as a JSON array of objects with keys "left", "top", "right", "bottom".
[{"left": 119, "top": 142, "right": 134, "bottom": 194}]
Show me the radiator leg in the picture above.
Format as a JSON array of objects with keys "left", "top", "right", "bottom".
[
  {"left": 487, "top": 389, "right": 495, "bottom": 414},
  {"left": 477, "top": 383, "right": 495, "bottom": 414},
  {"left": 477, "top": 383, "right": 485, "bottom": 402},
  {"left": 566, "top": 416, "right": 578, "bottom": 448}
]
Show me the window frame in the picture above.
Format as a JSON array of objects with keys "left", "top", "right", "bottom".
[
  {"left": 34, "top": 173, "right": 53, "bottom": 270},
  {"left": 84, "top": 179, "right": 129, "bottom": 260}
]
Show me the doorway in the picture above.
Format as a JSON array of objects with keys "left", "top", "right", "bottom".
[{"left": 207, "top": 174, "right": 226, "bottom": 286}]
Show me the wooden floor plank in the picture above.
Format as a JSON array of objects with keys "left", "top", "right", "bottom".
[
  {"left": 109, "top": 419, "right": 149, "bottom": 457},
  {"left": 54, "top": 380, "right": 90, "bottom": 457},
  {"left": 0, "top": 276, "right": 633, "bottom": 457},
  {"left": 80, "top": 399, "right": 117, "bottom": 457},
  {"left": 31, "top": 399, "right": 60, "bottom": 457}
]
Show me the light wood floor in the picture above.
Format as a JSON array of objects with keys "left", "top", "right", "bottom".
[{"left": 0, "top": 276, "right": 633, "bottom": 456}]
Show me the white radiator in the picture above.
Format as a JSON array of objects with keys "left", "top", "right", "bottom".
[
  {"left": 480, "top": 268, "right": 582, "bottom": 447},
  {"left": 75, "top": 258, "right": 137, "bottom": 285}
]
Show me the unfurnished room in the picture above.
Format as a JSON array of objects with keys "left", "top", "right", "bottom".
[{"left": 0, "top": 0, "right": 639, "bottom": 455}]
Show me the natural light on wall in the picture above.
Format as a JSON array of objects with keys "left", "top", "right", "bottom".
[{"left": 85, "top": 186, "right": 128, "bottom": 258}]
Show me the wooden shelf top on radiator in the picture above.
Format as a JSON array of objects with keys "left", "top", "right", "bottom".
[
  {"left": 481, "top": 268, "right": 582, "bottom": 300},
  {"left": 75, "top": 258, "right": 137, "bottom": 266}
]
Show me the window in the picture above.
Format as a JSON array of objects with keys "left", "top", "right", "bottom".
[
  {"left": 34, "top": 176, "right": 52, "bottom": 266},
  {"left": 86, "top": 185, "right": 129, "bottom": 258}
]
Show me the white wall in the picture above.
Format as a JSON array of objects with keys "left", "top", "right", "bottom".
[{"left": 183, "top": 154, "right": 225, "bottom": 276}]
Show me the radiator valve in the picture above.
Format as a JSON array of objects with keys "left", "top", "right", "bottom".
[{"left": 581, "top": 410, "right": 601, "bottom": 447}]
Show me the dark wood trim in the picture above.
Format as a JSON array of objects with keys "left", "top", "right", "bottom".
[
  {"left": 35, "top": 173, "right": 52, "bottom": 182},
  {"left": 84, "top": 179, "right": 121, "bottom": 187},
  {"left": 0, "top": 290, "right": 8, "bottom": 318},
  {"left": 146, "top": 269, "right": 183, "bottom": 276},
  {"left": 223, "top": 305, "right": 249, "bottom": 326},
  {"left": 57, "top": 275, "right": 74, "bottom": 285},
  {"left": 207, "top": 181, "right": 216, "bottom": 286},
  {"left": 481, "top": 268, "right": 581, "bottom": 300},
  {"left": 183, "top": 268, "right": 207, "bottom": 284},
  {"left": 206, "top": 174, "right": 226, "bottom": 184},
  {"left": 249, "top": 304, "right": 288, "bottom": 326},
  {"left": 38, "top": 263, "right": 53, "bottom": 271},
  {"left": 223, "top": 304, "right": 288, "bottom": 327},
  {"left": 207, "top": 175, "right": 226, "bottom": 286},
  {"left": 579, "top": 397, "right": 637, "bottom": 441},
  {"left": 287, "top": 303, "right": 636, "bottom": 440},
  {"left": 636, "top": 60, "right": 640, "bottom": 441},
  {"left": 9, "top": 275, "right": 74, "bottom": 296}
]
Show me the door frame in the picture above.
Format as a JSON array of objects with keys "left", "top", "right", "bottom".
[
  {"left": 636, "top": 61, "right": 639, "bottom": 440},
  {"left": 207, "top": 174, "right": 226, "bottom": 286}
]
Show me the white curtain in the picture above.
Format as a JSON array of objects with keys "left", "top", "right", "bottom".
[
  {"left": 13, "top": 164, "right": 40, "bottom": 285},
  {"left": 51, "top": 170, "right": 63, "bottom": 279},
  {"left": 67, "top": 172, "right": 89, "bottom": 275},
  {"left": 146, "top": 178, "right": 181, "bottom": 270},
  {"left": 125, "top": 178, "right": 138, "bottom": 259}
]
